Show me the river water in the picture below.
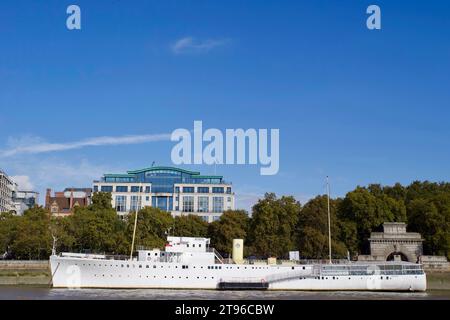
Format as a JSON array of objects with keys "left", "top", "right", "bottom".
[{"left": 0, "top": 287, "right": 449, "bottom": 300}]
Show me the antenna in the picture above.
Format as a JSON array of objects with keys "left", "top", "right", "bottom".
[
  {"left": 326, "top": 176, "right": 332, "bottom": 264},
  {"left": 130, "top": 181, "right": 141, "bottom": 260},
  {"left": 214, "top": 158, "right": 217, "bottom": 176}
]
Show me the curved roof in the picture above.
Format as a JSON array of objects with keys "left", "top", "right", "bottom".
[{"left": 126, "top": 166, "right": 201, "bottom": 175}]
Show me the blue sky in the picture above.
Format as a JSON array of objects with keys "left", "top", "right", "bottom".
[{"left": 1, "top": 0, "right": 450, "bottom": 211}]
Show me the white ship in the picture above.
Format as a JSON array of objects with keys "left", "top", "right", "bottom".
[{"left": 50, "top": 236, "right": 426, "bottom": 291}]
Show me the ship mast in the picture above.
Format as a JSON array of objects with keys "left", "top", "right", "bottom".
[
  {"left": 130, "top": 182, "right": 141, "bottom": 260},
  {"left": 326, "top": 176, "right": 332, "bottom": 264}
]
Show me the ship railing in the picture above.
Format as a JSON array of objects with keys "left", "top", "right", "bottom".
[
  {"left": 207, "top": 248, "right": 225, "bottom": 264},
  {"left": 265, "top": 270, "right": 314, "bottom": 283}
]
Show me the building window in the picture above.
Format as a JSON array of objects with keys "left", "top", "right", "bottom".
[
  {"left": 182, "top": 196, "right": 194, "bottom": 212},
  {"left": 131, "top": 186, "right": 142, "bottom": 193},
  {"left": 145, "top": 186, "right": 151, "bottom": 193},
  {"left": 226, "top": 187, "right": 232, "bottom": 194},
  {"left": 100, "top": 186, "right": 113, "bottom": 192},
  {"left": 212, "top": 187, "right": 224, "bottom": 194},
  {"left": 130, "top": 196, "right": 141, "bottom": 212},
  {"left": 116, "top": 186, "right": 128, "bottom": 192},
  {"left": 115, "top": 196, "right": 127, "bottom": 212},
  {"left": 212, "top": 197, "right": 224, "bottom": 213},
  {"left": 175, "top": 187, "right": 180, "bottom": 193},
  {"left": 93, "top": 186, "right": 98, "bottom": 192},
  {"left": 197, "top": 187, "right": 209, "bottom": 193},
  {"left": 227, "top": 197, "right": 232, "bottom": 203},
  {"left": 198, "top": 196, "right": 209, "bottom": 212},
  {"left": 213, "top": 216, "right": 220, "bottom": 222},
  {"left": 183, "top": 187, "right": 194, "bottom": 193},
  {"left": 201, "top": 216, "right": 209, "bottom": 222}
]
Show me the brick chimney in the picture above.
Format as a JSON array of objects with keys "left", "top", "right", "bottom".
[{"left": 45, "top": 189, "right": 52, "bottom": 208}]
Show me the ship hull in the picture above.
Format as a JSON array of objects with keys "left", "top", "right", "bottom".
[{"left": 50, "top": 255, "right": 427, "bottom": 291}]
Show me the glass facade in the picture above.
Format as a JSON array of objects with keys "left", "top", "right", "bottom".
[
  {"left": 130, "top": 196, "right": 141, "bottom": 211},
  {"left": 115, "top": 195, "right": 127, "bottom": 212},
  {"left": 183, "top": 187, "right": 194, "bottom": 193},
  {"left": 197, "top": 187, "right": 209, "bottom": 193},
  {"left": 102, "top": 167, "right": 225, "bottom": 193},
  {"left": 212, "top": 197, "right": 224, "bottom": 213},
  {"left": 182, "top": 196, "right": 194, "bottom": 212},
  {"left": 116, "top": 186, "right": 128, "bottom": 192},
  {"left": 198, "top": 196, "right": 209, "bottom": 213},
  {"left": 95, "top": 167, "right": 233, "bottom": 218},
  {"left": 212, "top": 187, "right": 225, "bottom": 193},
  {"left": 131, "top": 186, "right": 142, "bottom": 193}
]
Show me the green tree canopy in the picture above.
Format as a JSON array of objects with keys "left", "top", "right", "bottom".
[
  {"left": 248, "top": 193, "right": 300, "bottom": 257},
  {"left": 208, "top": 210, "right": 250, "bottom": 255},
  {"left": 173, "top": 215, "right": 208, "bottom": 238},
  {"left": 295, "top": 195, "right": 352, "bottom": 259},
  {"left": 126, "top": 207, "right": 174, "bottom": 250}
]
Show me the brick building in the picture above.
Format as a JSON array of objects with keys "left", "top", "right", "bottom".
[{"left": 45, "top": 188, "right": 92, "bottom": 217}]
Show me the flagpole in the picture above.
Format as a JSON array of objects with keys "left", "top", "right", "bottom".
[
  {"left": 327, "top": 176, "right": 332, "bottom": 264},
  {"left": 130, "top": 182, "right": 141, "bottom": 260}
]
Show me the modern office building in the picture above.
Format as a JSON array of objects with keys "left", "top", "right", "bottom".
[
  {"left": 12, "top": 190, "right": 39, "bottom": 215},
  {"left": 0, "top": 170, "right": 15, "bottom": 213},
  {"left": 45, "top": 188, "right": 92, "bottom": 217},
  {"left": 93, "top": 166, "right": 235, "bottom": 222}
]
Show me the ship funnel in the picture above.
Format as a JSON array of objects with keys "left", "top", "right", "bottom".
[{"left": 232, "top": 239, "right": 244, "bottom": 264}]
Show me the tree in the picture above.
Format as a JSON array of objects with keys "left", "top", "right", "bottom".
[
  {"left": 408, "top": 196, "right": 450, "bottom": 258},
  {"left": 9, "top": 206, "right": 52, "bottom": 260},
  {"left": 126, "top": 207, "right": 174, "bottom": 250},
  {"left": 173, "top": 215, "right": 208, "bottom": 238},
  {"left": 339, "top": 186, "right": 406, "bottom": 253},
  {"left": 0, "top": 212, "right": 19, "bottom": 255},
  {"left": 295, "top": 195, "right": 351, "bottom": 259},
  {"left": 66, "top": 192, "right": 127, "bottom": 254},
  {"left": 208, "top": 210, "right": 250, "bottom": 255},
  {"left": 248, "top": 193, "right": 300, "bottom": 258}
]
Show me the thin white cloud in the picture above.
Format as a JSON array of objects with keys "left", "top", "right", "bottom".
[
  {"left": 3, "top": 158, "right": 121, "bottom": 205},
  {"left": 0, "top": 133, "right": 171, "bottom": 158},
  {"left": 172, "top": 36, "right": 230, "bottom": 54},
  {"left": 11, "top": 175, "right": 34, "bottom": 191}
]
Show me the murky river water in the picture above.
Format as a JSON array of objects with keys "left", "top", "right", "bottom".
[{"left": 0, "top": 287, "right": 449, "bottom": 300}]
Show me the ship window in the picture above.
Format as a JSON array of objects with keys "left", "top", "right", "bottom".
[
  {"left": 139, "top": 265, "right": 142, "bottom": 268},
  {"left": 121, "top": 264, "right": 124, "bottom": 267},
  {"left": 127, "top": 265, "right": 129, "bottom": 268},
  {"left": 193, "top": 244, "right": 195, "bottom": 247},
  {"left": 153, "top": 265, "right": 156, "bottom": 268},
  {"left": 292, "top": 267, "right": 294, "bottom": 270},
  {"left": 146, "top": 265, "right": 149, "bottom": 268},
  {"left": 199, "top": 244, "right": 202, "bottom": 247},
  {"left": 302, "top": 267, "right": 305, "bottom": 270}
]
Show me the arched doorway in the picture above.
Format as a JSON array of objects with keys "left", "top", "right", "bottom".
[{"left": 386, "top": 252, "right": 409, "bottom": 262}]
